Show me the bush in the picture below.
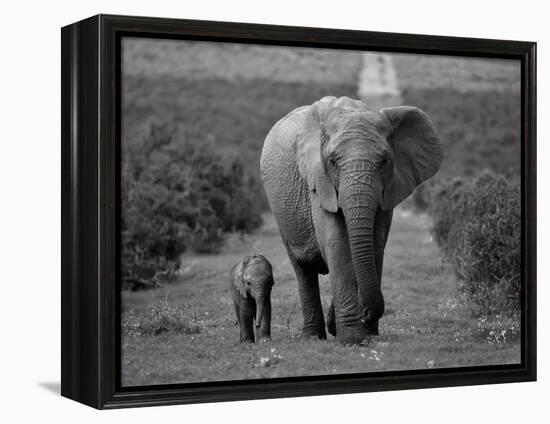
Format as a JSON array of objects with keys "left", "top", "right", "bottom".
[
  {"left": 122, "top": 300, "right": 200, "bottom": 336},
  {"left": 121, "top": 124, "right": 263, "bottom": 289},
  {"left": 429, "top": 172, "right": 520, "bottom": 315},
  {"left": 410, "top": 182, "right": 433, "bottom": 212},
  {"left": 429, "top": 178, "right": 466, "bottom": 250}
]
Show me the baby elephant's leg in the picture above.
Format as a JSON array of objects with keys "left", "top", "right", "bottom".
[{"left": 239, "top": 306, "right": 255, "bottom": 343}]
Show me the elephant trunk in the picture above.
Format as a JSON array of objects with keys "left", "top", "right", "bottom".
[
  {"left": 255, "top": 292, "right": 269, "bottom": 328},
  {"left": 340, "top": 166, "right": 385, "bottom": 326}
]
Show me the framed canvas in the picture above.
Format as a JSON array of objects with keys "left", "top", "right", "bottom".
[{"left": 61, "top": 14, "right": 536, "bottom": 409}]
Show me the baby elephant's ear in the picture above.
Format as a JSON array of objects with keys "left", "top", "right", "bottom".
[{"left": 233, "top": 260, "right": 247, "bottom": 299}]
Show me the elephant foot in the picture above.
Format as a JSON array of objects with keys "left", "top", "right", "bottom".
[
  {"left": 337, "top": 332, "right": 368, "bottom": 346},
  {"left": 362, "top": 320, "right": 379, "bottom": 336},
  {"left": 330, "top": 309, "right": 379, "bottom": 344},
  {"left": 240, "top": 335, "right": 255, "bottom": 343},
  {"left": 301, "top": 323, "right": 327, "bottom": 340},
  {"left": 257, "top": 332, "right": 271, "bottom": 342},
  {"left": 326, "top": 304, "right": 336, "bottom": 337},
  {"left": 336, "top": 321, "right": 373, "bottom": 345}
]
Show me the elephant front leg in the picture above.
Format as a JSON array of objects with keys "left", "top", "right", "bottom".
[
  {"left": 326, "top": 235, "right": 366, "bottom": 345},
  {"left": 289, "top": 257, "right": 326, "bottom": 340},
  {"left": 329, "top": 263, "right": 365, "bottom": 344},
  {"left": 239, "top": 302, "right": 256, "bottom": 343}
]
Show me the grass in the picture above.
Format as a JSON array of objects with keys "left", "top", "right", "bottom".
[
  {"left": 121, "top": 210, "right": 520, "bottom": 386},
  {"left": 393, "top": 54, "right": 520, "bottom": 93},
  {"left": 123, "top": 38, "right": 363, "bottom": 84}
]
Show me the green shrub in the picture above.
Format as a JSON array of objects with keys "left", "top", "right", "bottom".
[
  {"left": 430, "top": 172, "right": 520, "bottom": 315},
  {"left": 122, "top": 300, "right": 200, "bottom": 336},
  {"left": 410, "top": 182, "right": 432, "bottom": 212},
  {"left": 121, "top": 124, "right": 263, "bottom": 289},
  {"left": 450, "top": 173, "right": 520, "bottom": 312},
  {"left": 429, "top": 178, "right": 466, "bottom": 250}
]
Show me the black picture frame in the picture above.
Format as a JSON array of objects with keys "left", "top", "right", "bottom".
[{"left": 61, "top": 14, "right": 537, "bottom": 409}]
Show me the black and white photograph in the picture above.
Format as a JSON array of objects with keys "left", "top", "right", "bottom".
[
  {"left": 120, "top": 37, "right": 522, "bottom": 386},
  {"left": 3, "top": 0, "right": 546, "bottom": 419}
]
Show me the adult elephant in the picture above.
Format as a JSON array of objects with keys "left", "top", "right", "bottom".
[{"left": 260, "top": 96, "right": 443, "bottom": 345}]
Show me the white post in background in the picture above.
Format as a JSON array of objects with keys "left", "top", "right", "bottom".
[{"left": 358, "top": 52, "right": 402, "bottom": 110}]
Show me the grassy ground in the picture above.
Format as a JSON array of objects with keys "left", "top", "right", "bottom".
[
  {"left": 121, "top": 209, "right": 520, "bottom": 386},
  {"left": 123, "top": 38, "right": 363, "bottom": 83}
]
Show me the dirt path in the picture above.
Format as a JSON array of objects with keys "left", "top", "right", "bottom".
[
  {"left": 357, "top": 52, "right": 402, "bottom": 109},
  {"left": 121, "top": 209, "right": 520, "bottom": 386}
]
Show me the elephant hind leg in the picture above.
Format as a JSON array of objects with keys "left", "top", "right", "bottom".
[{"left": 289, "top": 256, "right": 327, "bottom": 340}]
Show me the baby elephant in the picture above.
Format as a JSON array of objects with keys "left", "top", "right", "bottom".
[{"left": 230, "top": 254, "right": 274, "bottom": 343}]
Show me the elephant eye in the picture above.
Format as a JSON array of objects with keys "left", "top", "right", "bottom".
[{"left": 329, "top": 157, "right": 337, "bottom": 167}]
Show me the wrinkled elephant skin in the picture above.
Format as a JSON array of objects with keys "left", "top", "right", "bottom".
[{"left": 260, "top": 96, "right": 443, "bottom": 344}]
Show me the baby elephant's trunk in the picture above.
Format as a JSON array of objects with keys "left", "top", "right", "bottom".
[
  {"left": 255, "top": 294, "right": 266, "bottom": 328},
  {"left": 255, "top": 293, "right": 272, "bottom": 340}
]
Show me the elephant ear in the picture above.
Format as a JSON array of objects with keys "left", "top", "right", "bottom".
[
  {"left": 296, "top": 103, "right": 338, "bottom": 213},
  {"left": 232, "top": 259, "right": 247, "bottom": 299},
  {"left": 379, "top": 106, "right": 443, "bottom": 210}
]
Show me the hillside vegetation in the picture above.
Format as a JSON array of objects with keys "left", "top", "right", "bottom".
[
  {"left": 401, "top": 87, "right": 520, "bottom": 181},
  {"left": 123, "top": 39, "right": 363, "bottom": 83},
  {"left": 121, "top": 39, "right": 362, "bottom": 286},
  {"left": 393, "top": 54, "right": 520, "bottom": 93}
]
